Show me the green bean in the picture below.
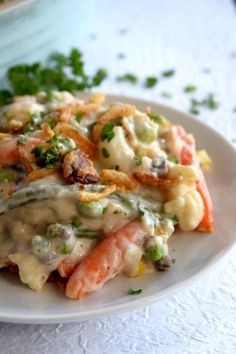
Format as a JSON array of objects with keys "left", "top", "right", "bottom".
[{"left": 0, "top": 184, "right": 77, "bottom": 215}]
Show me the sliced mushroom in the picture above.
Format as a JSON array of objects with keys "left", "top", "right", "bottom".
[{"left": 62, "top": 149, "right": 99, "bottom": 184}]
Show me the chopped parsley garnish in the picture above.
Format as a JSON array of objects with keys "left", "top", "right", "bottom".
[
  {"left": 92, "top": 69, "right": 108, "bottom": 86},
  {"left": 134, "top": 155, "right": 142, "bottom": 166},
  {"left": 161, "top": 92, "right": 172, "bottom": 99},
  {"left": 101, "top": 123, "right": 115, "bottom": 142},
  {"left": 71, "top": 219, "right": 82, "bottom": 228},
  {"left": 117, "top": 73, "right": 138, "bottom": 84},
  {"left": 0, "top": 48, "right": 108, "bottom": 106},
  {"left": 0, "top": 170, "right": 14, "bottom": 183},
  {"left": 189, "top": 94, "right": 219, "bottom": 115},
  {"left": 75, "top": 111, "right": 84, "bottom": 123},
  {"left": 202, "top": 94, "right": 219, "bottom": 110},
  {"left": 17, "top": 135, "right": 27, "bottom": 145},
  {"left": 61, "top": 243, "right": 73, "bottom": 255},
  {"left": 31, "top": 134, "right": 74, "bottom": 168},
  {"left": 168, "top": 156, "right": 179, "bottom": 164},
  {"left": 102, "top": 207, "right": 108, "bottom": 215},
  {"left": 184, "top": 85, "right": 197, "bottom": 93},
  {"left": 172, "top": 215, "right": 179, "bottom": 224},
  {"left": 127, "top": 287, "right": 142, "bottom": 295},
  {"left": 117, "top": 52, "right": 126, "bottom": 59},
  {"left": 144, "top": 77, "right": 158, "bottom": 88},
  {"left": 189, "top": 99, "right": 200, "bottom": 115},
  {"left": 102, "top": 147, "right": 110, "bottom": 158},
  {"left": 162, "top": 69, "right": 175, "bottom": 77},
  {"left": 46, "top": 118, "right": 55, "bottom": 128}
]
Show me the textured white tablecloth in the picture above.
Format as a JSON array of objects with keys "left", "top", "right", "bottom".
[{"left": 0, "top": 1, "right": 236, "bottom": 353}]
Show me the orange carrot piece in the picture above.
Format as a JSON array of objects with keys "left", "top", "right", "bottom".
[{"left": 175, "top": 125, "right": 213, "bottom": 232}]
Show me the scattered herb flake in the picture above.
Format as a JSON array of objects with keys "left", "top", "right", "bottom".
[
  {"left": 75, "top": 111, "right": 84, "bottom": 123},
  {"left": 202, "top": 94, "right": 219, "bottom": 110},
  {"left": 102, "top": 147, "right": 110, "bottom": 158},
  {"left": 71, "top": 219, "right": 82, "bottom": 228},
  {"left": 101, "top": 123, "right": 115, "bottom": 142},
  {"left": 92, "top": 68, "right": 108, "bottom": 86},
  {"left": 117, "top": 73, "right": 138, "bottom": 84},
  {"left": 127, "top": 287, "right": 142, "bottom": 295},
  {"left": 0, "top": 170, "right": 14, "bottom": 183},
  {"left": 46, "top": 118, "right": 55, "bottom": 128},
  {"left": 102, "top": 207, "right": 108, "bottom": 215},
  {"left": 134, "top": 155, "right": 142, "bottom": 166},
  {"left": 168, "top": 156, "right": 179, "bottom": 164},
  {"left": 17, "top": 135, "right": 27, "bottom": 145},
  {"left": 172, "top": 215, "right": 179, "bottom": 223},
  {"left": 144, "top": 76, "right": 158, "bottom": 88},
  {"left": 161, "top": 92, "right": 172, "bottom": 99},
  {"left": 162, "top": 69, "right": 175, "bottom": 78},
  {"left": 184, "top": 85, "right": 197, "bottom": 93},
  {"left": 117, "top": 52, "right": 126, "bottom": 59}
]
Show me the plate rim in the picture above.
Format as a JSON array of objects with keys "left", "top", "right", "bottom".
[{"left": 0, "top": 93, "right": 235, "bottom": 324}]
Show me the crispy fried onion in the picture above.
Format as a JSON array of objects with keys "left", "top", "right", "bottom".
[
  {"left": 93, "top": 104, "right": 135, "bottom": 143},
  {"left": 100, "top": 169, "right": 138, "bottom": 191},
  {"left": 133, "top": 172, "right": 179, "bottom": 189},
  {"left": 54, "top": 123, "right": 97, "bottom": 159},
  {"left": 27, "top": 167, "right": 58, "bottom": 182},
  {"left": 62, "top": 149, "right": 99, "bottom": 184},
  {"left": 0, "top": 133, "right": 12, "bottom": 139},
  {"left": 77, "top": 184, "right": 116, "bottom": 202},
  {"left": 40, "top": 122, "right": 55, "bottom": 140},
  {"left": 17, "top": 146, "right": 33, "bottom": 173},
  {"left": 12, "top": 95, "right": 36, "bottom": 103}
]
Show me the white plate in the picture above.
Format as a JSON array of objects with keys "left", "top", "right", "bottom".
[{"left": 0, "top": 94, "right": 235, "bottom": 324}]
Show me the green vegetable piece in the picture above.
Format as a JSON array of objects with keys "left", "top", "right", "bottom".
[
  {"left": 135, "top": 123, "right": 157, "bottom": 144},
  {"left": 134, "top": 155, "right": 142, "bottom": 166},
  {"left": 17, "top": 135, "right": 27, "bottom": 145},
  {"left": 184, "top": 85, "right": 197, "bottom": 93},
  {"left": 71, "top": 219, "right": 82, "bottom": 228},
  {"left": 117, "top": 73, "right": 138, "bottom": 84},
  {"left": 92, "top": 68, "right": 108, "bottom": 86},
  {"left": 77, "top": 201, "right": 104, "bottom": 218},
  {"left": 162, "top": 69, "right": 175, "bottom": 77},
  {"left": 61, "top": 243, "right": 73, "bottom": 255},
  {"left": 102, "top": 206, "right": 108, "bottom": 214},
  {"left": 101, "top": 123, "right": 115, "bottom": 142},
  {"left": 0, "top": 170, "right": 14, "bottom": 183},
  {"left": 75, "top": 112, "right": 84, "bottom": 123},
  {"left": 127, "top": 287, "right": 142, "bottom": 295},
  {"left": 202, "top": 94, "right": 219, "bottom": 110},
  {"left": 144, "top": 77, "right": 158, "bottom": 88},
  {"left": 168, "top": 156, "right": 179, "bottom": 164},
  {"left": 145, "top": 240, "right": 164, "bottom": 261},
  {"left": 0, "top": 90, "right": 12, "bottom": 106},
  {"left": 102, "top": 147, "right": 110, "bottom": 158},
  {"left": 148, "top": 113, "right": 167, "bottom": 125}
]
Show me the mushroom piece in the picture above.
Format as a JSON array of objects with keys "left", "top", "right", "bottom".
[{"left": 62, "top": 149, "right": 99, "bottom": 184}]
